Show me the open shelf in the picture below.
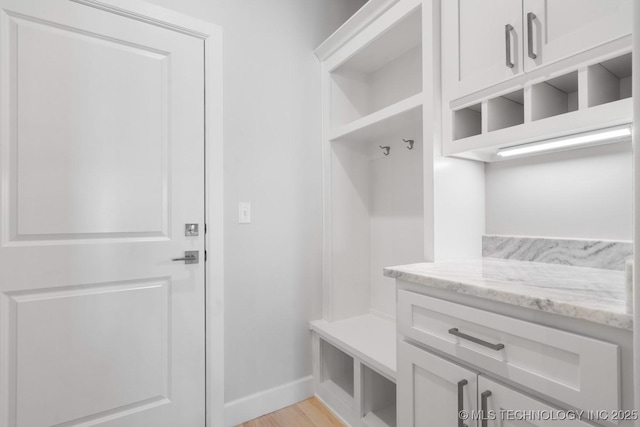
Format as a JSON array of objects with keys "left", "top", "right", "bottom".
[
  {"left": 330, "top": 94, "right": 423, "bottom": 143},
  {"left": 362, "top": 365, "right": 397, "bottom": 427},
  {"left": 311, "top": 314, "right": 397, "bottom": 381},
  {"left": 320, "top": 339, "right": 355, "bottom": 402},
  {"left": 588, "top": 53, "right": 632, "bottom": 107},
  {"left": 453, "top": 104, "right": 482, "bottom": 140},
  {"left": 488, "top": 89, "right": 524, "bottom": 132},
  {"left": 330, "top": 7, "right": 422, "bottom": 129},
  {"left": 532, "top": 71, "right": 579, "bottom": 121}
]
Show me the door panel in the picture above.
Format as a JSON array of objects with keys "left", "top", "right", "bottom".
[
  {"left": 11, "top": 280, "right": 170, "bottom": 427},
  {"left": 443, "top": 0, "right": 523, "bottom": 99},
  {"left": 12, "top": 16, "right": 168, "bottom": 239},
  {"left": 0, "top": 1, "right": 205, "bottom": 426},
  {"left": 397, "top": 341, "right": 478, "bottom": 427},
  {"left": 524, "top": 0, "right": 632, "bottom": 71}
]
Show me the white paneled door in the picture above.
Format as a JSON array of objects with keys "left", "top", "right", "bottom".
[{"left": 0, "top": 1, "right": 206, "bottom": 426}]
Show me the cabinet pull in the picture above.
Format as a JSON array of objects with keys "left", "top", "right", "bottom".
[
  {"left": 527, "top": 12, "right": 537, "bottom": 59},
  {"left": 448, "top": 328, "right": 505, "bottom": 351},
  {"left": 481, "top": 390, "right": 492, "bottom": 427},
  {"left": 457, "top": 379, "right": 468, "bottom": 427},
  {"left": 505, "top": 24, "right": 514, "bottom": 68}
]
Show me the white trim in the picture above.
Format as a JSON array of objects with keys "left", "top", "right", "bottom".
[
  {"left": 204, "top": 24, "right": 225, "bottom": 427},
  {"left": 633, "top": 1, "right": 640, "bottom": 424},
  {"left": 69, "top": 0, "right": 217, "bottom": 38},
  {"left": 314, "top": 0, "right": 399, "bottom": 61},
  {"left": 224, "top": 376, "right": 315, "bottom": 427}
]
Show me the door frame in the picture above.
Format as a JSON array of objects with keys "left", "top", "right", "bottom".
[{"left": 67, "top": 1, "right": 224, "bottom": 425}]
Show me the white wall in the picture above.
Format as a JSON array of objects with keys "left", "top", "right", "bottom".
[
  {"left": 369, "top": 131, "right": 424, "bottom": 318},
  {"left": 485, "top": 142, "right": 633, "bottom": 241},
  {"left": 142, "top": 0, "right": 367, "bottom": 420}
]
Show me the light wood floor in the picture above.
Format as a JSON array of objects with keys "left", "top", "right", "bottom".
[{"left": 238, "top": 397, "right": 345, "bottom": 427}]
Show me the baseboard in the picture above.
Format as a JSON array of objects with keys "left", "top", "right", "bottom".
[{"left": 224, "top": 375, "right": 314, "bottom": 426}]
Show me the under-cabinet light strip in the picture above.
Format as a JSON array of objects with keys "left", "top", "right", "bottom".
[{"left": 496, "top": 125, "right": 632, "bottom": 158}]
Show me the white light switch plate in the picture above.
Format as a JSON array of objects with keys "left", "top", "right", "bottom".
[{"left": 238, "top": 202, "right": 251, "bottom": 224}]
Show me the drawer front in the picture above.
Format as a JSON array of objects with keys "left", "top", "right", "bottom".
[{"left": 398, "top": 290, "right": 620, "bottom": 413}]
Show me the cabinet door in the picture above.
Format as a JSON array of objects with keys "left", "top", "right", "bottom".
[
  {"left": 398, "top": 341, "right": 478, "bottom": 427},
  {"left": 478, "top": 377, "right": 593, "bottom": 427},
  {"left": 442, "top": 0, "right": 523, "bottom": 100},
  {"left": 524, "top": 0, "right": 632, "bottom": 71}
]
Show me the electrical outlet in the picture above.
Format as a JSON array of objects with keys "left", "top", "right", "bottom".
[{"left": 238, "top": 202, "right": 251, "bottom": 224}]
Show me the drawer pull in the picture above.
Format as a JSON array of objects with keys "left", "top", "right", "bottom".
[
  {"left": 527, "top": 12, "right": 537, "bottom": 59},
  {"left": 481, "top": 390, "right": 492, "bottom": 427},
  {"left": 505, "top": 24, "right": 515, "bottom": 68},
  {"left": 448, "top": 328, "right": 505, "bottom": 351},
  {"left": 457, "top": 379, "right": 468, "bottom": 427}
]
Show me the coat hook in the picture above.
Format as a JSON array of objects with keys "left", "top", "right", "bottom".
[
  {"left": 403, "top": 139, "right": 414, "bottom": 150},
  {"left": 379, "top": 145, "right": 390, "bottom": 156}
]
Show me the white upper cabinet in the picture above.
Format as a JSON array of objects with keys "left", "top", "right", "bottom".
[
  {"left": 443, "top": 0, "right": 632, "bottom": 101},
  {"left": 524, "top": 0, "right": 632, "bottom": 72},
  {"left": 443, "top": 0, "right": 523, "bottom": 99}
]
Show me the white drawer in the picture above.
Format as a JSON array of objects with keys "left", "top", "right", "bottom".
[{"left": 398, "top": 290, "right": 620, "bottom": 414}]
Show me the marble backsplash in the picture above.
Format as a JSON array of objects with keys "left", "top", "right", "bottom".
[{"left": 482, "top": 235, "right": 633, "bottom": 271}]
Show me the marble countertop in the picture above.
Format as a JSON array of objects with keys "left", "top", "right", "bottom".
[{"left": 384, "top": 258, "right": 633, "bottom": 330}]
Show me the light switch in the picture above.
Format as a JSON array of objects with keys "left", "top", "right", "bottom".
[{"left": 238, "top": 202, "right": 251, "bottom": 224}]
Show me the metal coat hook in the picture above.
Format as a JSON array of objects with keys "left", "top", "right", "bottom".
[
  {"left": 403, "top": 139, "right": 414, "bottom": 150},
  {"left": 379, "top": 145, "right": 390, "bottom": 156}
]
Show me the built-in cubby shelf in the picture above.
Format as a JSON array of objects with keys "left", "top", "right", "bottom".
[
  {"left": 453, "top": 104, "right": 481, "bottom": 140},
  {"left": 588, "top": 53, "right": 632, "bottom": 107},
  {"left": 320, "top": 339, "right": 355, "bottom": 402},
  {"left": 330, "top": 6, "right": 421, "bottom": 131},
  {"left": 330, "top": 93, "right": 423, "bottom": 143},
  {"left": 315, "top": 0, "right": 422, "bottom": 425},
  {"left": 532, "top": 72, "right": 578, "bottom": 121},
  {"left": 446, "top": 50, "right": 633, "bottom": 161},
  {"left": 488, "top": 89, "right": 524, "bottom": 131},
  {"left": 312, "top": 315, "right": 397, "bottom": 427},
  {"left": 362, "top": 365, "right": 396, "bottom": 427},
  {"left": 311, "top": 315, "right": 396, "bottom": 381}
]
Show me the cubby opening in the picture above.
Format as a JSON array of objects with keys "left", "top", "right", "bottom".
[
  {"left": 488, "top": 90, "right": 524, "bottom": 132},
  {"left": 453, "top": 104, "right": 482, "bottom": 140},
  {"left": 320, "top": 339, "right": 355, "bottom": 401},
  {"left": 362, "top": 365, "right": 397, "bottom": 427},
  {"left": 588, "top": 53, "right": 632, "bottom": 107},
  {"left": 330, "top": 8, "right": 422, "bottom": 129},
  {"left": 532, "top": 71, "right": 579, "bottom": 121}
]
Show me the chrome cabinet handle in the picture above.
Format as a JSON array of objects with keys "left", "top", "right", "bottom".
[
  {"left": 457, "top": 379, "right": 469, "bottom": 427},
  {"left": 505, "top": 24, "right": 514, "bottom": 68},
  {"left": 449, "top": 328, "right": 505, "bottom": 351},
  {"left": 172, "top": 250, "right": 199, "bottom": 264},
  {"left": 527, "top": 12, "right": 537, "bottom": 59},
  {"left": 481, "top": 390, "right": 492, "bottom": 427}
]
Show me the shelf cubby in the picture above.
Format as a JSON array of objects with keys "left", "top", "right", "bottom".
[
  {"left": 453, "top": 104, "right": 482, "bottom": 140},
  {"left": 330, "top": 7, "right": 422, "bottom": 129},
  {"left": 329, "top": 93, "right": 423, "bottom": 143},
  {"left": 588, "top": 53, "right": 632, "bottom": 107},
  {"left": 488, "top": 90, "right": 524, "bottom": 132},
  {"left": 362, "top": 365, "right": 397, "bottom": 427},
  {"left": 532, "top": 71, "right": 579, "bottom": 121},
  {"left": 443, "top": 49, "right": 632, "bottom": 160},
  {"left": 320, "top": 339, "right": 355, "bottom": 402}
]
